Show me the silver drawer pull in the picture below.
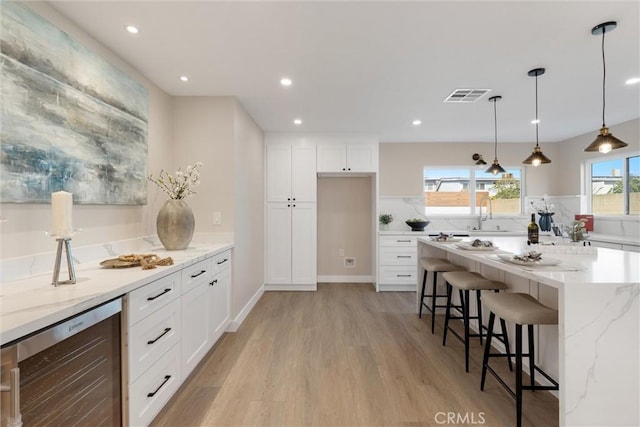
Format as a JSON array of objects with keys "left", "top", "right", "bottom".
[
  {"left": 396, "top": 255, "right": 412, "bottom": 258},
  {"left": 147, "top": 327, "right": 171, "bottom": 345},
  {"left": 397, "top": 274, "right": 412, "bottom": 277},
  {"left": 217, "top": 258, "right": 228, "bottom": 265},
  {"left": 147, "top": 288, "right": 171, "bottom": 301},
  {"left": 190, "top": 270, "right": 206, "bottom": 278},
  {"left": 147, "top": 375, "right": 171, "bottom": 398},
  {"left": 397, "top": 239, "right": 411, "bottom": 242}
]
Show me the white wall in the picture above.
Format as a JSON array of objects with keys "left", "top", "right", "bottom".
[{"left": 0, "top": 2, "right": 174, "bottom": 259}]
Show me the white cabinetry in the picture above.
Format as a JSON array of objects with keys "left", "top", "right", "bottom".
[
  {"left": 377, "top": 235, "right": 418, "bottom": 291},
  {"left": 266, "top": 137, "right": 317, "bottom": 290},
  {"left": 126, "top": 249, "right": 232, "bottom": 426},
  {"left": 317, "top": 142, "right": 378, "bottom": 173}
]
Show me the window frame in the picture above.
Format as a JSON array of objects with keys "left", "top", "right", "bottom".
[
  {"left": 423, "top": 165, "right": 526, "bottom": 217},
  {"left": 586, "top": 154, "right": 639, "bottom": 216}
]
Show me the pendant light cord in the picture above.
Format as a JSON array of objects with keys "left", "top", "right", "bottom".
[
  {"left": 493, "top": 99, "right": 498, "bottom": 160},
  {"left": 601, "top": 30, "right": 606, "bottom": 127},
  {"left": 535, "top": 74, "right": 540, "bottom": 147}
]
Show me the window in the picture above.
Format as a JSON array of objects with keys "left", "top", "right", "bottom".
[
  {"left": 424, "top": 167, "right": 522, "bottom": 216},
  {"left": 589, "top": 155, "right": 640, "bottom": 215}
]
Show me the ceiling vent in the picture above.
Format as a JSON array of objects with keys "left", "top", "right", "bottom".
[{"left": 443, "top": 89, "right": 491, "bottom": 103}]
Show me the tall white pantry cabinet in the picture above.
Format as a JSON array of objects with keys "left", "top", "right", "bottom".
[{"left": 265, "top": 137, "right": 318, "bottom": 290}]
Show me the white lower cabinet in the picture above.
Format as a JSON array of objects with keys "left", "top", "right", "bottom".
[
  {"left": 378, "top": 234, "right": 418, "bottom": 291},
  {"left": 126, "top": 249, "right": 232, "bottom": 426}
]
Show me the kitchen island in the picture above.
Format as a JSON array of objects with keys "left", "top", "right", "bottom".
[{"left": 418, "top": 236, "right": 639, "bottom": 427}]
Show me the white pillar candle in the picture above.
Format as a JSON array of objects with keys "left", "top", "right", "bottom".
[{"left": 51, "top": 191, "right": 73, "bottom": 238}]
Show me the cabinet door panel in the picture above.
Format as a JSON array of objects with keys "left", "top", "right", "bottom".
[
  {"left": 346, "top": 144, "right": 377, "bottom": 172},
  {"left": 291, "top": 203, "right": 317, "bottom": 284},
  {"left": 291, "top": 144, "right": 317, "bottom": 202},
  {"left": 317, "top": 143, "right": 347, "bottom": 173},
  {"left": 267, "top": 203, "right": 292, "bottom": 284},
  {"left": 181, "top": 281, "right": 210, "bottom": 380},
  {"left": 266, "top": 143, "right": 292, "bottom": 202},
  {"left": 209, "top": 267, "right": 230, "bottom": 344}
]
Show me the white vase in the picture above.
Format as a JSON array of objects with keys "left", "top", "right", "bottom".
[{"left": 156, "top": 199, "right": 195, "bottom": 250}]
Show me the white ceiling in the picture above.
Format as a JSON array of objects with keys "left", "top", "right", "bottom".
[{"left": 49, "top": 1, "right": 640, "bottom": 144}]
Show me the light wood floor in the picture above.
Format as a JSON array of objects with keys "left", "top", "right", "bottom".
[{"left": 151, "top": 284, "right": 558, "bottom": 427}]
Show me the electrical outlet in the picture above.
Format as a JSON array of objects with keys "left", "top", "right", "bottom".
[
  {"left": 338, "top": 248, "right": 345, "bottom": 256},
  {"left": 213, "top": 211, "right": 222, "bottom": 225},
  {"left": 344, "top": 257, "right": 355, "bottom": 268}
]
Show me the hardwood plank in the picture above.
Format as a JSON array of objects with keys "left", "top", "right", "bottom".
[{"left": 151, "top": 284, "right": 558, "bottom": 427}]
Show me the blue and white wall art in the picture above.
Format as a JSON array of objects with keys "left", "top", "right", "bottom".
[{"left": 0, "top": 2, "right": 148, "bottom": 204}]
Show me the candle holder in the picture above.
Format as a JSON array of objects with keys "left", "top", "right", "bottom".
[{"left": 47, "top": 232, "right": 78, "bottom": 287}]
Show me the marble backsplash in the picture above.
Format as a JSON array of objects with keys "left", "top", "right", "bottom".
[
  {"left": 0, "top": 232, "right": 234, "bottom": 283},
  {"left": 378, "top": 195, "right": 638, "bottom": 237}
]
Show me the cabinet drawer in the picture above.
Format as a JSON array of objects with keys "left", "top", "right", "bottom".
[
  {"left": 212, "top": 250, "right": 231, "bottom": 274},
  {"left": 380, "top": 247, "right": 417, "bottom": 266},
  {"left": 380, "top": 236, "right": 417, "bottom": 247},
  {"left": 128, "top": 272, "right": 180, "bottom": 326},
  {"left": 129, "top": 298, "right": 181, "bottom": 382},
  {"left": 129, "top": 343, "right": 181, "bottom": 427},
  {"left": 379, "top": 267, "right": 417, "bottom": 284},
  {"left": 181, "top": 258, "right": 213, "bottom": 293}
]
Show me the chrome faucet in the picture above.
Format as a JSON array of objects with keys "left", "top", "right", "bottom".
[{"left": 478, "top": 196, "right": 493, "bottom": 230}]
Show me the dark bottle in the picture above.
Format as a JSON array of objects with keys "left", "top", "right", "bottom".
[{"left": 528, "top": 213, "right": 539, "bottom": 244}]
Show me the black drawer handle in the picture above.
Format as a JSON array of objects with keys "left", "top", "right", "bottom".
[
  {"left": 147, "top": 327, "right": 171, "bottom": 345},
  {"left": 190, "top": 270, "right": 206, "bottom": 278},
  {"left": 147, "top": 288, "right": 171, "bottom": 301},
  {"left": 397, "top": 274, "right": 412, "bottom": 277},
  {"left": 397, "top": 240, "right": 411, "bottom": 243},
  {"left": 396, "top": 255, "right": 412, "bottom": 258},
  {"left": 147, "top": 375, "right": 171, "bottom": 398},
  {"left": 217, "top": 258, "right": 228, "bottom": 265},
  {"left": 209, "top": 279, "right": 218, "bottom": 286}
]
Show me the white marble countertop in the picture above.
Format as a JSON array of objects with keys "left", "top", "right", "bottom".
[
  {"left": 0, "top": 242, "right": 232, "bottom": 345},
  {"left": 587, "top": 233, "right": 640, "bottom": 246},
  {"left": 418, "top": 236, "right": 640, "bottom": 288}
]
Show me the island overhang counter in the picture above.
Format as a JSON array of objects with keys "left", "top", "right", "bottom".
[{"left": 417, "top": 236, "right": 639, "bottom": 427}]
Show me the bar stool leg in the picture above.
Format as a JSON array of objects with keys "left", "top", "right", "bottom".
[
  {"left": 442, "top": 282, "right": 453, "bottom": 346},
  {"left": 528, "top": 324, "right": 535, "bottom": 389},
  {"left": 419, "top": 269, "right": 427, "bottom": 318},
  {"left": 480, "top": 312, "right": 496, "bottom": 391},
  {"left": 516, "top": 324, "right": 523, "bottom": 427},
  {"left": 463, "top": 289, "right": 470, "bottom": 372},
  {"left": 476, "top": 290, "right": 484, "bottom": 345},
  {"left": 500, "top": 318, "right": 513, "bottom": 371},
  {"left": 431, "top": 271, "right": 438, "bottom": 333}
]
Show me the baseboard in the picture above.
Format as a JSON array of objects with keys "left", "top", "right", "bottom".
[
  {"left": 378, "top": 284, "right": 416, "bottom": 292},
  {"left": 227, "top": 284, "right": 265, "bottom": 332},
  {"left": 317, "top": 275, "right": 374, "bottom": 283},
  {"left": 264, "top": 283, "right": 318, "bottom": 291}
]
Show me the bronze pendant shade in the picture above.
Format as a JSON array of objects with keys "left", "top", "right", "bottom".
[
  {"left": 486, "top": 96, "right": 506, "bottom": 175},
  {"left": 523, "top": 68, "right": 551, "bottom": 166},
  {"left": 585, "top": 21, "right": 628, "bottom": 153}
]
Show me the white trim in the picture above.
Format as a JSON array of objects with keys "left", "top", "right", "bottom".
[
  {"left": 265, "top": 283, "right": 317, "bottom": 291},
  {"left": 378, "top": 284, "right": 416, "bottom": 292},
  {"left": 317, "top": 275, "right": 374, "bottom": 283},
  {"left": 226, "top": 284, "right": 265, "bottom": 332}
]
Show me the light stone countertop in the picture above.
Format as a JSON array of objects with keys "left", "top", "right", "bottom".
[{"left": 0, "top": 242, "right": 232, "bottom": 345}]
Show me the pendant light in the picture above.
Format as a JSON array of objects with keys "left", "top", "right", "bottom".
[
  {"left": 584, "top": 21, "right": 628, "bottom": 153},
  {"left": 523, "top": 68, "right": 551, "bottom": 166},
  {"left": 486, "top": 96, "right": 506, "bottom": 175}
]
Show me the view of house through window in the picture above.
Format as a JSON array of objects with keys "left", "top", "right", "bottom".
[
  {"left": 590, "top": 155, "right": 640, "bottom": 215},
  {"left": 424, "top": 167, "right": 522, "bottom": 215}
]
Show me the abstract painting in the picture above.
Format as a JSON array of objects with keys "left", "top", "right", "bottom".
[{"left": 0, "top": 2, "right": 148, "bottom": 204}]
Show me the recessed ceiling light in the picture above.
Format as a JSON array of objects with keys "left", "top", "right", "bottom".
[
  {"left": 293, "top": 119, "right": 302, "bottom": 125},
  {"left": 280, "top": 78, "right": 292, "bottom": 87},
  {"left": 531, "top": 119, "right": 540, "bottom": 124},
  {"left": 412, "top": 120, "right": 422, "bottom": 126},
  {"left": 125, "top": 25, "right": 139, "bottom": 34},
  {"left": 626, "top": 77, "right": 640, "bottom": 85},
  {"left": 180, "top": 76, "right": 189, "bottom": 82}
]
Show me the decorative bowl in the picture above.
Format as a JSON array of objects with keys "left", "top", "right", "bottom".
[{"left": 405, "top": 220, "right": 430, "bottom": 232}]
